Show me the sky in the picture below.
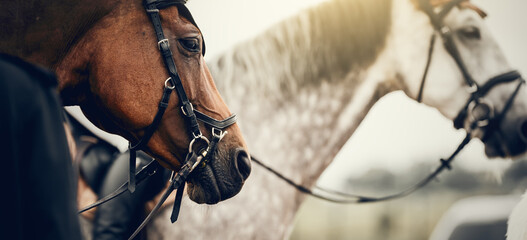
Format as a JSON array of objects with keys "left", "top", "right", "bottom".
[{"left": 185, "top": 0, "right": 527, "bottom": 186}]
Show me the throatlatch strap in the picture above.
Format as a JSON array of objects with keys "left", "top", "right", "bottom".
[{"left": 127, "top": 86, "right": 173, "bottom": 192}]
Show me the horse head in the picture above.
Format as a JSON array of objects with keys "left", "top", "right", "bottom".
[
  {"left": 56, "top": 1, "right": 250, "bottom": 204},
  {"left": 399, "top": 0, "right": 527, "bottom": 158}
]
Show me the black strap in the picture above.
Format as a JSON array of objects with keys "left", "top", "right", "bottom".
[
  {"left": 251, "top": 133, "right": 472, "bottom": 203},
  {"left": 419, "top": 0, "right": 478, "bottom": 89},
  {"left": 127, "top": 86, "right": 173, "bottom": 192},
  {"left": 78, "top": 160, "right": 161, "bottom": 213},
  {"left": 128, "top": 180, "right": 175, "bottom": 240},
  {"left": 453, "top": 71, "right": 523, "bottom": 129},
  {"left": 442, "top": 31, "right": 478, "bottom": 88},
  {"left": 128, "top": 152, "right": 199, "bottom": 240},
  {"left": 482, "top": 78, "right": 525, "bottom": 142},
  {"left": 128, "top": 148, "right": 137, "bottom": 192},
  {"left": 145, "top": 2, "right": 202, "bottom": 139},
  {"left": 195, "top": 110, "right": 237, "bottom": 129},
  {"left": 477, "top": 71, "right": 522, "bottom": 97},
  {"left": 144, "top": 0, "right": 187, "bottom": 8},
  {"left": 125, "top": 0, "right": 202, "bottom": 193},
  {"left": 417, "top": 34, "right": 436, "bottom": 103},
  {"left": 170, "top": 182, "right": 185, "bottom": 223}
]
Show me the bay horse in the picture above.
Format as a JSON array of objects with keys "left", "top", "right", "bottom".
[
  {"left": 147, "top": 0, "right": 527, "bottom": 239},
  {"left": 0, "top": 0, "right": 251, "bottom": 213}
]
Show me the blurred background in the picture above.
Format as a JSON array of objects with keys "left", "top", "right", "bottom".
[{"left": 186, "top": 1, "right": 527, "bottom": 239}]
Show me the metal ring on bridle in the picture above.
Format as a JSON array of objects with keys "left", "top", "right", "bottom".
[
  {"left": 467, "top": 98, "right": 494, "bottom": 128},
  {"left": 165, "top": 77, "right": 175, "bottom": 89},
  {"left": 188, "top": 135, "right": 209, "bottom": 154}
]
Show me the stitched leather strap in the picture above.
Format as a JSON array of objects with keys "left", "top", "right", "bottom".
[
  {"left": 128, "top": 151, "right": 199, "bottom": 240},
  {"left": 145, "top": 2, "right": 203, "bottom": 138},
  {"left": 78, "top": 159, "right": 161, "bottom": 213},
  {"left": 453, "top": 71, "right": 523, "bottom": 129},
  {"left": 251, "top": 132, "right": 473, "bottom": 203},
  {"left": 195, "top": 110, "right": 238, "bottom": 129}
]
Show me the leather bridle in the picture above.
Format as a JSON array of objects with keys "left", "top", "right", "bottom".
[
  {"left": 251, "top": 0, "right": 525, "bottom": 204},
  {"left": 416, "top": 0, "right": 525, "bottom": 138},
  {"left": 78, "top": 1, "right": 237, "bottom": 239}
]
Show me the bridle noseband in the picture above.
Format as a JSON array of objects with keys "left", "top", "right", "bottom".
[
  {"left": 417, "top": 0, "right": 525, "bottom": 137},
  {"left": 78, "top": 1, "right": 238, "bottom": 239}
]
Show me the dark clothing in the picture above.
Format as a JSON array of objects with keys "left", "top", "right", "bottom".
[
  {"left": 0, "top": 54, "right": 82, "bottom": 240},
  {"left": 92, "top": 151, "right": 168, "bottom": 240},
  {"left": 67, "top": 112, "right": 169, "bottom": 240}
]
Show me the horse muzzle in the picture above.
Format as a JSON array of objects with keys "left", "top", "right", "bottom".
[
  {"left": 186, "top": 147, "right": 251, "bottom": 204},
  {"left": 482, "top": 116, "right": 527, "bottom": 158}
]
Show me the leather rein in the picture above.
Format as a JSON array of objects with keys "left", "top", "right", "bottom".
[
  {"left": 77, "top": 1, "right": 237, "bottom": 239},
  {"left": 252, "top": 0, "right": 524, "bottom": 203}
]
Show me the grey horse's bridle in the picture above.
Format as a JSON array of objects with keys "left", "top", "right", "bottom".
[{"left": 416, "top": 0, "right": 525, "bottom": 138}]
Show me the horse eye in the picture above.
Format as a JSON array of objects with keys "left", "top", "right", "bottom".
[
  {"left": 179, "top": 38, "right": 200, "bottom": 52},
  {"left": 458, "top": 26, "right": 481, "bottom": 40}
]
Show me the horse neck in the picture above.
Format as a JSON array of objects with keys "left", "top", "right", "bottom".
[
  {"left": 0, "top": 1, "right": 116, "bottom": 68},
  {"left": 209, "top": 0, "right": 402, "bottom": 190}
]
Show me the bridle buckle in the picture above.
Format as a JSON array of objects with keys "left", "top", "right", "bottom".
[
  {"left": 158, "top": 38, "right": 170, "bottom": 50},
  {"left": 212, "top": 127, "right": 228, "bottom": 140},
  {"left": 180, "top": 103, "right": 194, "bottom": 116}
]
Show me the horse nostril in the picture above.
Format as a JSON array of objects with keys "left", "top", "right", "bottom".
[
  {"left": 234, "top": 148, "right": 251, "bottom": 180},
  {"left": 519, "top": 119, "right": 527, "bottom": 144}
]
